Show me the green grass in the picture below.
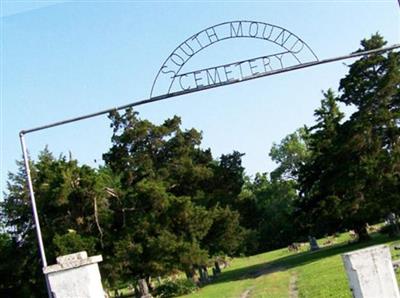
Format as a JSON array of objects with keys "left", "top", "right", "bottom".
[{"left": 180, "top": 231, "right": 400, "bottom": 298}]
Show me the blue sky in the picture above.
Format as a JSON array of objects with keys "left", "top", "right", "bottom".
[{"left": 1, "top": 1, "right": 399, "bottom": 196}]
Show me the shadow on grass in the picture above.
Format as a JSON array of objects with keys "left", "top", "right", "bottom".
[{"left": 205, "top": 233, "right": 400, "bottom": 287}]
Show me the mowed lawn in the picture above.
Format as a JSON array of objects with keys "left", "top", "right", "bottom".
[{"left": 180, "top": 232, "right": 400, "bottom": 298}]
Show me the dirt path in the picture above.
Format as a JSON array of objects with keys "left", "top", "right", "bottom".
[
  {"left": 238, "top": 265, "right": 284, "bottom": 298},
  {"left": 289, "top": 272, "right": 298, "bottom": 298},
  {"left": 240, "top": 287, "right": 253, "bottom": 298}
]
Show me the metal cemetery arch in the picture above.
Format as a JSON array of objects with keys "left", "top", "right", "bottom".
[
  {"left": 17, "top": 20, "right": 399, "bottom": 297},
  {"left": 150, "top": 21, "right": 318, "bottom": 97}
]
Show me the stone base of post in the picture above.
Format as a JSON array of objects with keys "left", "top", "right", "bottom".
[
  {"left": 43, "top": 251, "right": 105, "bottom": 298},
  {"left": 342, "top": 245, "right": 400, "bottom": 298}
]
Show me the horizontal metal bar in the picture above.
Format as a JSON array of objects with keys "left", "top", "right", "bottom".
[{"left": 20, "top": 44, "right": 400, "bottom": 135}]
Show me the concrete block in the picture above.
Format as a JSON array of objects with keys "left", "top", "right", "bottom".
[
  {"left": 342, "top": 244, "right": 400, "bottom": 298},
  {"left": 43, "top": 251, "right": 105, "bottom": 298}
]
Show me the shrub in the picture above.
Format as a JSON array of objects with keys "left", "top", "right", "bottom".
[
  {"left": 379, "top": 223, "right": 400, "bottom": 236},
  {"left": 153, "top": 279, "right": 197, "bottom": 298}
]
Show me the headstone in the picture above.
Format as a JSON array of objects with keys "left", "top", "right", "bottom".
[
  {"left": 156, "top": 276, "right": 162, "bottom": 285},
  {"left": 212, "top": 267, "right": 217, "bottom": 277},
  {"left": 392, "top": 259, "right": 400, "bottom": 271},
  {"left": 186, "top": 269, "right": 200, "bottom": 284},
  {"left": 198, "top": 267, "right": 205, "bottom": 283},
  {"left": 308, "top": 236, "right": 319, "bottom": 251},
  {"left": 342, "top": 245, "right": 400, "bottom": 298},
  {"left": 198, "top": 266, "right": 209, "bottom": 284},
  {"left": 388, "top": 213, "right": 400, "bottom": 236},
  {"left": 138, "top": 279, "right": 153, "bottom": 298},
  {"left": 43, "top": 251, "right": 105, "bottom": 298},
  {"left": 214, "top": 261, "right": 221, "bottom": 274},
  {"left": 388, "top": 212, "right": 396, "bottom": 224},
  {"left": 202, "top": 266, "right": 209, "bottom": 281}
]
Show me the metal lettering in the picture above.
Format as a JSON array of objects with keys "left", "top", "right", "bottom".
[
  {"left": 194, "top": 70, "right": 204, "bottom": 88},
  {"left": 290, "top": 39, "right": 305, "bottom": 53},
  {"left": 205, "top": 27, "right": 219, "bottom": 43},
  {"left": 249, "top": 22, "right": 259, "bottom": 37},
  {"left": 230, "top": 21, "right": 243, "bottom": 37},
  {"left": 206, "top": 68, "right": 222, "bottom": 85},
  {"left": 262, "top": 24, "right": 274, "bottom": 40},
  {"left": 224, "top": 65, "right": 235, "bottom": 82},
  {"left": 262, "top": 57, "right": 273, "bottom": 72},
  {"left": 236, "top": 61, "right": 246, "bottom": 80},
  {"left": 274, "top": 54, "right": 284, "bottom": 68},
  {"left": 248, "top": 59, "right": 259, "bottom": 75},
  {"left": 179, "top": 41, "right": 195, "bottom": 57},
  {"left": 191, "top": 34, "right": 204, "bottom": 49},
  {"left": 274, "top": 29, "right": 292, "bottom": 47},
  {"left": 170, "top": 53, "right": 185, "bottom": 66},
  {"left": 161, "top": 65, "right": 176, "bottom": 76},
  {"left": 151, "top": 20, "right": 319, "bottom": 98},
  {"left": 179, "top": 74, "right": 190, "bottom": 90}
]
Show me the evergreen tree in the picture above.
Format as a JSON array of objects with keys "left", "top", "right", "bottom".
[
  {"left": 298, "top": 34, "right": 400, "bottom": 238},
  {"left": 297, "top": 90, "right": 345, "bottom": 236},
  {"left": 1, "top": 149, "right": 113, "bottom": 296},
  {"left": 103, "top": 109, "right": 246, "bottom": 281}
]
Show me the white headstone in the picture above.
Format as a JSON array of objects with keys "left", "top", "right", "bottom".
[
  {"left": 342, "top": 245, "right": 400, "bottom": 298},
  {"left": 43, "top": 251, "right": 105, "bottom": 298}
]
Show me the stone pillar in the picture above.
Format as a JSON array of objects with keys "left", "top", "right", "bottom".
[
  {"left": 43, "top": 251, "right": 104, "bottom": 298},
  {"left": 342, "top": 245, "right": 400, "bottom": 298}
]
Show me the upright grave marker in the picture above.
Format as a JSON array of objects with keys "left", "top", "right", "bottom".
[
  {"left": 43, "top": 251, "right": 104, "bottom": 298},
  {"left": 342, "top": 245, "right": 400, "bottom": 298}
]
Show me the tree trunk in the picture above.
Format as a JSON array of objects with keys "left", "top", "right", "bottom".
[
  {"left": 355, "top": 224, "right": 370, "bottom": 241},
  {"left": 185, "top": 269, "right": 194, "bottom": 280}
]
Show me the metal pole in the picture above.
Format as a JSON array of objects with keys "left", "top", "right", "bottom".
[{"left": 19, "top": 133, "right": 52, "bottom": 297}]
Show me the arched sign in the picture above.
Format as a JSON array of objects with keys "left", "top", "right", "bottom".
[{"left": 150, "top": 20, "right": 319, "bottom": 98}]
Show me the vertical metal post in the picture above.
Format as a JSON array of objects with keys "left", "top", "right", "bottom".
[{"left": 19, "top": 132, "right": 52, "bottom": 297}]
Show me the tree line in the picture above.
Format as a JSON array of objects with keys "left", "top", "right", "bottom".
[{"left": 0, "top": 34, "right": 398, "bottom": 296}]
